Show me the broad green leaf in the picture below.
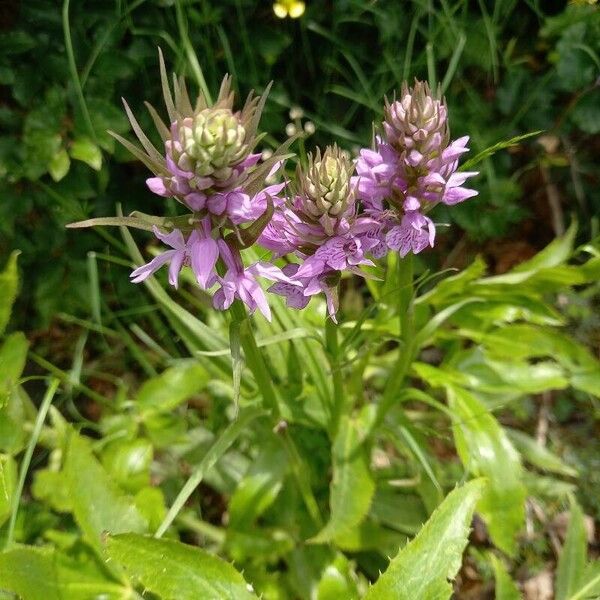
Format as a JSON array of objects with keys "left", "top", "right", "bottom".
[
  {"left": 364, "top": 479, "right": 485, "bottom": 600},
  {"left": 0, "top": 545, "right": 125, "bottom": 600},
  {"left": 31, "top": 468, "right": 72, "bottom": 513},
  {"left": 64, "top": 431, "right": 148, "bottom": 552},
  {"left": 507, "top": 429, "right": 577, "bottom": 477},
  {"left": 0, "top": 332, "right": 28, "bottom": 407},
  {"left": 491, "top": 555, "right": 521, "bottom": 600},
  {"left": 466, "top": 325, "right": 600, "bottom": 397},
  {"left": 316, "top": 554, "right": 360, "bottom": 600},
  {"left": 0, "top": 333, "right": 29, "bottom": 453},
  {"left": 512, "top": 222, "right": 576, "bottom": 273},
  {"left": 69, "top": 137, "right": 102, "bottom": 170},
  {"left": 574, "top": 563, "right": 600, "bottom": 600},
  {"left": 0, "top": 454, "right": 17, "bottom": 527},
  {"left": 47, "top": 147, "right": 70, "bottom": 181},
  {"left": 0, "top": 251, "right": 19, "bottom": 336},
  {"left": 333, "top": 519, "right": 407, "bottom": 555},
  {"left": 0, "top": 546, "right": 61, "bottom": 600},
  {"left": 228, "top": 438, "right": 288, "bottom": 529},
  {"left": 556, "top": 501, "right": 587, "bottom": 600},
  {"left": 135, "top": 361, "right": 209, "bottom": 417},
  {"left": 106, "top": 533, "right": 257, "bottom": 599},
  {"left": 101, "top": 438, "right": 153, "bottom": 493},
  {"left": 370, "top": 490, "right": 428, "bottom": 535},
  {"left": 448, "top": 386, "right": 526, "bottom": 555},
  {"left": 310, "top": 415, "right": 375, "bottom": 544}
]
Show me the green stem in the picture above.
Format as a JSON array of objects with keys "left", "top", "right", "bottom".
[
  {"left": 325, "top": 315, "right": 344, "bottom": 438},
  {"left": 376, "top": 253, "right": 415, "bottom": 425},
  {"left": 62, "top": 0, "right": 97, "bottom": 143},
  {"left": 229, "top": 300, "right": 279, "bottom": 416},
  {"left": 6, "top": 379, "right": 60, "bottom": 548},
  {"left": 229, "top": 300, "right": 322, "bottom": 527}
]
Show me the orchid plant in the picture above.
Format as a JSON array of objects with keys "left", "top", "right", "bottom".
[{"left": 42, "top": 50, "right": 599, "bottom": 598}]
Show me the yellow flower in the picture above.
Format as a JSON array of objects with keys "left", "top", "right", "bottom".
[{"left": 273, "top": 0, "right": 306, "bottom": 19}]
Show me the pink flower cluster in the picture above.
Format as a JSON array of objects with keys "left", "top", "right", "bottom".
[
  {"left": 127, "top": 70, "right": 477, "bottom": 320},
  {"left": 354, "top": 81, "right": 478, "bottom": 258}
]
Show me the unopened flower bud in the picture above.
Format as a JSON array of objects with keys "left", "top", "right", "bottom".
[
  {"left": 383, "top": 80, "right": 448, "bottom": 159},
  {"left": 174, "top": 107, "right": 249, "bottom": 181},
  {"left": 298, "top": 146, "right": 355, "bottom": 220}
]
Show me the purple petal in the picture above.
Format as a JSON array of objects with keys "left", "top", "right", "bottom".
[
  {"left": 296, "top": 257, "right": 327, "bottom": 279},
  {"left": 240, "top": 276, "right": 271, "bottom": 321},
  {"left": 247, "top": 262, "right": 302, "bottom": 285},
  {"left": 207, "top": 193, "right": 228, "bottom": 215},
  {"left": 269, "top": 281, "right": 310, "bottom": 309},
  {"left": 191, "top": 237, "right": 219, "bottom": 289},
  {"left": 185, "top": 192, "right": 207, "bottom": 211},
  {"left": 442, "top": 186, "right": 478, "bottom": 205},
  {"left": 130, "top": 250, "right": 177, "bottom": 283},
  {"left": 168, "top": 251, "right": 185, "bottom": 288},
  {"left": 153, "top": 226, "right": 186, "bottom": 250},
  {"left": 146, "top": 177, "right": 170, "bottom": 197}
]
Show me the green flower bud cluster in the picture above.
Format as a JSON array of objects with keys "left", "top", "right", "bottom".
[
  {"left": 174, "top": 108, "right": 250, "bottom": 181},
  {"left": 298, "top": 146, "right": 355, "bottom": 220}
]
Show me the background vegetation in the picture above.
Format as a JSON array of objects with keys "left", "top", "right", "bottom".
[{"left": 1, "top": 0, "right": 599, "bottom": 598}]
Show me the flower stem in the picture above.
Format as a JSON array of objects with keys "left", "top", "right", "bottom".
[
  {"left": 228, "top": 300, "right": 322, "bottom": 527},
  {"left": 325, "top": 315, "right": 345, "bottom": 438},
  {"left": 229, "top": 300, "right": 280, "bottom": 416},
  {"left": 6, "top": 378, "right": 60, "bottom": 549},
  {"left": 376, "top": 253, "right": 415, "bottom": 425}
]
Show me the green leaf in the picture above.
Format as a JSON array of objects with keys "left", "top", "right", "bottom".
[
  {"left": 556, "top": 500, "right": 587, "bottom": 600},
  {"left": 574, "top": 563, "right": 600, "bottom": 600},
  {"left": 0, "top": 251, "right": 19, "bottom": 337},
  {"left": 310, "top": 415, "right": 375, "bottom": 544},
  {"left": 448, "top": 386, "right": 526, "bottom": 555},
  {"left": 136, "top": 361, "right": 209, "bottom": 417},
  {"left": 47, "top": 147, "right": 71, "bottom": 182},
  {"left": 0, "top": 546, "right": 61, "bottom": 600},
  {"left": 316, "top": 554, "right": 360, "bottom": 600},
  {"left": 370, "top": 490, "right": 428, "bottom": 535},
  {"left": 101, "top": 438, "right": 153, "bottom": 493},
  {"left": 106, "top": 533, "right": 257, "bottom": 599},
  {"left": 0, "top": 545, "right": 125, "bottom": 599},
  {"left": 69, "top": 137, "right": 102, "bottom": 171},
  {"left": 570, "top": 89, "right": 600, "bottom": 134},
  {"left": 0, "top": 333, "right": 29, "bottom": 453},
  {"left": 364, "top": 479, "right": 485, "bottom": 600},
  {"left": 0, "top": 332, "right": 28, "bottom": 407},
  {"left": 228, "top": 438, "right": 288, "bottom": 530},
  {"left": 491, "top": 555, "right": 521, "bottom": 600},
  {"left": 507, "top": 428, "right": 577, "bottom": 477},
  {"left": 460, "top": 131, "right": 542, "bottom": 171},
  {"left": 155, "top": 407, "right": 265, "bottom": 538},
  {"left": 64, "top": 431, "right": 148, "bottom": 552},
  {"left": 513, "top": 222, "right": 576, "bottom": 273},
  {"left": 0, "top": 454, "right": 17, "bottom": 527}
]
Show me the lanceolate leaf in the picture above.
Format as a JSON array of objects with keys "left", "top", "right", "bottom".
[
  {"left": 0, "top": 546, "right": 62, "bottom": 600},
  {"left": 491, "top": 555, "right": 521, "bottom": 600},
  {"left": 106, "top": 533, "right": 257, "bottom": 600},
  {"left": 556, "top": 500, "right": 587, "bottom": 600},
  {"left": 364, "top": 479, "right": 485, "bottom": 600},
  {"left": 448, "top": 386, "right": 526, "bottom": 556},
  {"left": 64, "top": 431, "right": 148, "bottom": 553},
  {"left": 459, "top": 130, "right": 542, "bottom": 171},
  {"left": 0, "top": 251, "right": 19, "bottom": 337},
  {"left": 310, "top": 415, "right": 375, "bottom": 544}
]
